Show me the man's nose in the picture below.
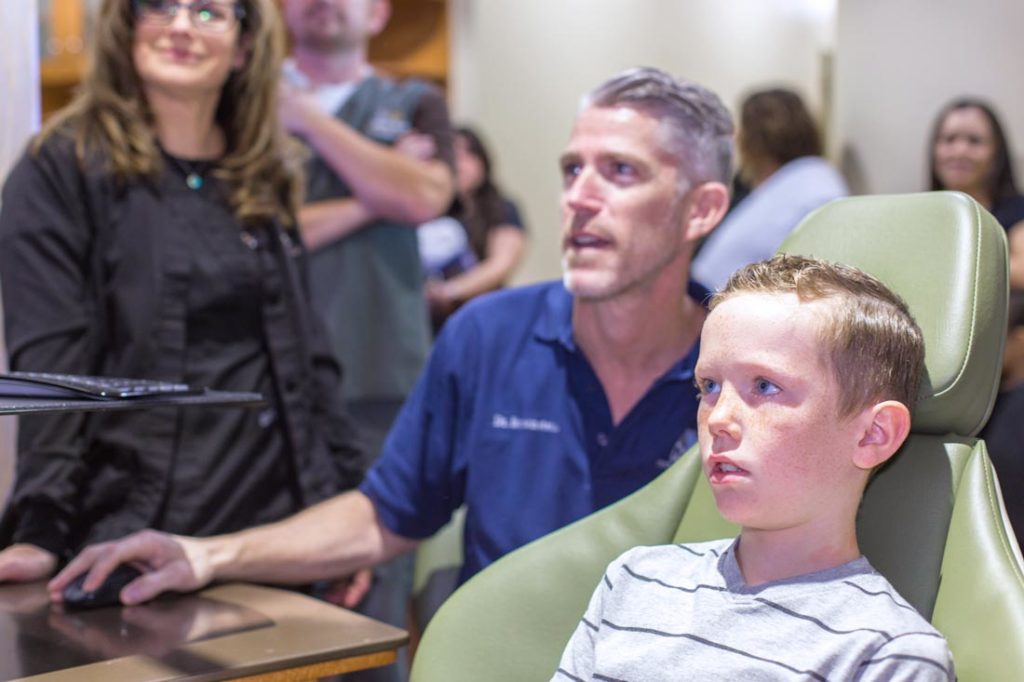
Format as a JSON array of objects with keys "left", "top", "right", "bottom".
[{"left": 562, "top": 166, "right": 603, "bottom": 212}]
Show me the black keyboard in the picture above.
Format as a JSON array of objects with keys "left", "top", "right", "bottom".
[{"left": 0, "top": 372, "right": 201, "bottom": 400}]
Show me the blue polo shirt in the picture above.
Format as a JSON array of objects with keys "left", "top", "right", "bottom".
[{"left": 360, "top": 281, "right": 705, "bottom": 583}]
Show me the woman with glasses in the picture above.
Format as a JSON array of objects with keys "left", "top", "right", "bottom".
[{"left": 0, "top": 0, "right": 364, "bottom": 584}]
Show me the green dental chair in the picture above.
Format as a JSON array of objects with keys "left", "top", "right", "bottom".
[{"left": 410, "top": 192, "right": 1024, "bottom": 681}]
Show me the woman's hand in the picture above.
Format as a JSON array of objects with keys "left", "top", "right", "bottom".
[
  {"left": 320, "top": 568, "right": 375, "bottom": 609},
  {"left": 425, "top": 279, "right": 459, "bottom": 316},
  {"left": 0, "top": 543, "right": 58, "bottom": 583}
]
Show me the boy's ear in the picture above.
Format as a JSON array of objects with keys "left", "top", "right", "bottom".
[
  {"left": 682, "top": 181, "right": 730, "bottom": 242},
  {"left": 853, "top": 401, "right": 912, "bottom": 470}
]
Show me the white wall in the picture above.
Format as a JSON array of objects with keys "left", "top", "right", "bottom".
[
  {"left": 0, "top": 0, "right": 39, "bottom": 506},
  {"left": 833, "top": 0, "right": 1024, "bottom": 195},
  {"left": 1, "top": 3, "right": 40, "bottom": 179},
  {"left": 450, "top": 0, "right": 837, "bottom": 283}
]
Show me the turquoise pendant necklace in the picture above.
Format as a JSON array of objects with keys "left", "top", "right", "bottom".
[
  {"left": 185, "top": 170, "right": 204, "bottom": 190},
  {"left": 167, "top": 154, "right": 212, "bottom": 191}
]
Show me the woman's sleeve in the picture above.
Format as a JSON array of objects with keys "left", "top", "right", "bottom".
[
  {"left": 498, "top": 198, "right": 526, "bottom": 231},
  {"left": 0, "top": 137, "right": 103, "bottom": 556}
]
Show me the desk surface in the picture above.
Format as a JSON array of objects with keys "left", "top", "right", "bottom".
[{"left": 0, "top": 582, "right": 408, "bottom": 681}]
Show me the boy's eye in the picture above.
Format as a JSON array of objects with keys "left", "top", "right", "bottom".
[
  {"left": 696, "top": 378, "right": 720, "bottom": 396},
  {"left": 754, "top": 378, "right": 780, "bottom": 396}
]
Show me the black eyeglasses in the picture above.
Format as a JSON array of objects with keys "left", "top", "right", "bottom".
[{"left": 133, "top": 0, "right": 246, "bottom": 34}]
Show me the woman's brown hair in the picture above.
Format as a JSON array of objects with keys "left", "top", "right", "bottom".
[
  {"left": 36, "top": 0, "right": 302, "bottom": 226},
  {"left": 738, "top": 88, "right": 821, "bottom": 169}
]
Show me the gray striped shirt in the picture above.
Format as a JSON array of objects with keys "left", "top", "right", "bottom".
[{"left": 553, "top": 539, "right": 954, "bottom": 681}]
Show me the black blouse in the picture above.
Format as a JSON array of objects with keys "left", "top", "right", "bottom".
[
  {"left": 0, "top": 133, "right": 364, "bottom": 558},
  {"left": 992, "top": 194, "right": 1024, "bottom": 231}
]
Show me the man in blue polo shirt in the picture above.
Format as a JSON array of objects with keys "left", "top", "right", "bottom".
[
  {"left": 48, "top": 67, "right": 734, "bottom": 606},
  {"left": 364, "top": 278, "right": 715, "bottom": 582}
]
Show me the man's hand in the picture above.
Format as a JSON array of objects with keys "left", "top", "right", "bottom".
[
  {"left": 276, "top": 81, "right": 454, "bottom": 224},
  {"left": 0, "top": 543, "right": 57, "bottom": 583},
  {"left": 47, "top": 530, "right": 212, "bottom": 606},
  {"left": 394, "top": 131, "right": 437, "bottom": 162},
  {"left": 278, "top": 81, "right": 322, "bottom": 137}
]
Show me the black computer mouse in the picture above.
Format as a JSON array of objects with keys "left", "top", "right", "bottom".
[{"left": 62, "top": 564, "right": 143, "bottom": 610}]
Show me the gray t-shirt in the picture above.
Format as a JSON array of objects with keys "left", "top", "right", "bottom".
[{"left": 553, "top": 539, "right": 954, "bottom": 681}]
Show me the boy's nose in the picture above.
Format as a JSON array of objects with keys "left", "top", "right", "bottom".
[{"left": 705, "top": 388, "right": 741, "bottom": 440}]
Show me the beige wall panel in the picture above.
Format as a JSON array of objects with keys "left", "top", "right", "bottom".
[
  {"left": 450, "top": 0, "right": 836, "bottom": 284},
  {"left": 833, "top": 0, "right": 1024, "bottom": 195},
  {"left": 0, "top": 0, "right": 40, "bottom": 508}
]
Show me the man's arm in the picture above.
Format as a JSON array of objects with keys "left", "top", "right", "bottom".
[
  {"left": 279, "top": 84, "right": 454, "bottom": 225},
  {"left": 298, "top": 198, "right": 375, "bottom": 250},
  {"left": 47, "top": 491, "right": 419, "bottom": 605}
]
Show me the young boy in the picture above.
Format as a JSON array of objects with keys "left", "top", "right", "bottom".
[{"left": 552, "top": 254, "right": 955, "bottom": 681}]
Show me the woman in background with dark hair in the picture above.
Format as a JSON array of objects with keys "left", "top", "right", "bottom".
[
  {"left": 929, "top": 98, "right": 1024, "bottom": 287},
  {"left": 930, "top": 98, "right": 1024, "bottom": 229},
  {"left": 691, "top": 87, "right": 847, "bottom": 291},
  {"left": 0, "top": 0, "right": 363, "bottom": 584},
  {"left": 418, "top": 126, "right": 527, "bottom": 327},
  {"left": 933, "top": 99, "right": 1024, "bottom": 548}
]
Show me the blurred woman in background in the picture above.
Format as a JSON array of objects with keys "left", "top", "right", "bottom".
[
  {"left": 691, "top": 87, "right": 847, "bottom": 291},
  {"left": 0, "top": 0, "right": 363, "bottom": 584},
  {"left": 932, "top": 100, "right": 1024, "bottom": 547},
  {"left": 928, "top": 98, "right": 1024, "bottom": 287},
  {"left": 418, "top": 126, "right": 527, "bottom": 328}
]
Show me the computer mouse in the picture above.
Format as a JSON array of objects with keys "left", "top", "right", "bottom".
[{"left": 61, "top": 564, "right": 143, "bottom": 610}]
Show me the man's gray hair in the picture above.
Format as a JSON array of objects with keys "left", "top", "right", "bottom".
[{"left": 580, "top": 67, "right": 734, "bottom": 186}]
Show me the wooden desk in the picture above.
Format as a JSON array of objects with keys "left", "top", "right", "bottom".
[{"left": 0, "top": 582, "right": 408, "bottom": 681}]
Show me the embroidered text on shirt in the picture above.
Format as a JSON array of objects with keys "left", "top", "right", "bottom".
[{"left": 492, "top": 413, "right": 561, "bottom": 434}]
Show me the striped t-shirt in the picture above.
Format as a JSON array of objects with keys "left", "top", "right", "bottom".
[{"left": 553, "top": 539, "right": 954, "bottom": 681}]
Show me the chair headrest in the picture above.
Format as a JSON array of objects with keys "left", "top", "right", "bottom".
[{"left": 778, "top": 191, "right": 1007, "bottom": 436}]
